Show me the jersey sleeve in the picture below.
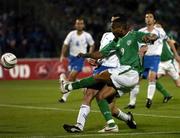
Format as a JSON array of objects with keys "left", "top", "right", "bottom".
[
  {"left": 86, "top": 33, "right": 95, "bottom": 46},
  {"left": 100, "top": 33, "right": 112, "bottom": 50},
  {"left": 99, "top": 41, "right": 117, "bottom": 57},
  {"left": 159, "top": 28, "right": 168, "bottom": 40},
  {"left": 63, "top": 32, "right": 72, "bottom": 45}
]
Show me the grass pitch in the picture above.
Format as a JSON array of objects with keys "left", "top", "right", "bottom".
[{"left": 0, "top": 77, "right": 180, "bottom": 138}]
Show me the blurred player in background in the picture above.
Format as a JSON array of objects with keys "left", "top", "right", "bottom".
[
  {"left": 59, "top": 17, "right": 95, "bottom": 103},
  {"left": 155, "top": 23, "right": 180, "bottom": 101},
  {"left": 138, "top": 11, "right": 169, "bottom": 108},
  {"left": 125, "top": 37, "right": 180, "bottom": 109},
  {"left": 125, "top": 13, "right": 180, "bottom": 109}
]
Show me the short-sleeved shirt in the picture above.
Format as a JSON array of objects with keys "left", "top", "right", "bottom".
[
  {"left": 99, "top": 32, "right": 119, "bottom": 67},
  {"left": 100, "top": 31, "right": 148, "bottom": 73},
  {"left": 64, "top": 30, "right": 94, "bottom": 56}
]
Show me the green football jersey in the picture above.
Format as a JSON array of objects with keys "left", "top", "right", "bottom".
[
  {"left": 100, "top": 31, "right": 148, "bottom": 72},
  {"left": 161, "top": 40, "right": 174, "bottom": 61}
]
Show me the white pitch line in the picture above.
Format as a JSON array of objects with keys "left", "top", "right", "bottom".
[
  {"left": 54, "top": 131, "right": 180, "bottom": 138},
  {"left": 0, "top": 104, "right": 99, "bottom": 112},
  {"left": 134, "top": 113, "right": 180, "bottom": 119},
  {"left": 2, "top": 131, "right": 180, "bottom": 138},
  {"left": 0, "top": 104, "right": 180, "bottom": 119}
]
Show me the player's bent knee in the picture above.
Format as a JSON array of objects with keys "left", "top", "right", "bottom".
[
  {"left": 96, "top": 93, "right": 104, "bottom": 100},
  {"left": 175, "top": 81, "right": 180, "bottom": 87},
  {"left": 174, "top": 78, "right": 180, "bottom": 87},
  {"left": 83, "top": 90, "right": 97, "bottom": 104}
]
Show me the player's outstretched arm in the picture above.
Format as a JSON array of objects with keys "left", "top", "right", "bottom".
[
  {"left": 60, "top": 44, "right": 68, "bottom": 62},
  {"left": 77, "top": 51, "right": 104, "bottom": 60},
  {"left": 142, "top": 34, "right": 158, "bottom": 44},
  {"left": 167, "top": 39, "right": 180, "bottom": 63}
]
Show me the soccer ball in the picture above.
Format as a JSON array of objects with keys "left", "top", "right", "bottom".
[{"left": 0, "top": 53, "right": 17, "bottom": 69}]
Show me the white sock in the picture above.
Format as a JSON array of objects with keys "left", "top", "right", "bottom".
[
  {"left": 67, "top": 83, "right": 73, "bottom": 91},
  {"left": 147, "top": 82, "right": 156, "bottom": 100},
  {"left": 61, "top": 92, "right": 71, "bottom": 101},
  {"left": 117, "top": 109, "right": 130, "bottom": 121},
  {"left": 129, "top": 85, "right": 139, "bottom": 105},
  {"left": 76, "top": 104, "right": 90, "bottom": 131}
]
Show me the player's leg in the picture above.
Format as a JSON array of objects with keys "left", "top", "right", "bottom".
[
  {"left": 156, "top": 80, "right": 173, "bottom": 103},
  {"left": 174, "top": 78, "right": 180, "bottom": 87},
  {"left": 63, "top": 88, "right": 98, "bottom": 133},
  {"left": 96, "top": 69, "right": 139, "bottom": 132},
  {"left": 168, "top": 59, "right": 180, "bottom": 87},
  {"left": 156, "top": 62, "right": 172, "bottom": 102},
  {"left": 60, "top": 70, "right": 112, "bottom": 93},
  {"left": 74, "top": 67, "right": 114, "bottom": 131},
  {"left": 146, "top": 70, "right": 157, "bottom": 108},
  {"left": 96, "top": 85, "right": 119, "bottom": 132},
  {"left": 143, "top": 55, "right": 160, "bottom": 108},
  {"left": 107, "top": 95, "right": 137, "bottom": 129},
  {"left": 60, "top": 70, "right": 79, "bottom": 102},
  {"left": 124, "top": 84, "right": 140, "bottom": 109},
  {"left": 63, "top": 66, "right": 111, "bottom": 132},
  {"left": 59, "top": 56, "right": 84, "bottom": 102}
]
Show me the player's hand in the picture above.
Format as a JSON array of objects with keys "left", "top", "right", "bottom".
[
  {"left": 87, "top": 58, "right": 98, "bottom": 66},
  {"left": 77, "top": 53, "right": 90, "bottom": 58},
  {"left": 142, "top": 34, "right": 158, "bottom": 44},
  {"left": 139, "top": 45, "right": 148, "bottom": 57},
  {"left": 77, "top": 53, "right": 84, "bottom": 58}
]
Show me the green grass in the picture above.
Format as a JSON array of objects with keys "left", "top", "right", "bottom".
[{"left": 0, "top": 77, "right": 180, "bottom": 138}]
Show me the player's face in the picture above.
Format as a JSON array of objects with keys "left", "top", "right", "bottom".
[
  {"left": 75, "top": 19, "right": 85, "bottom": 31},
  {"left": 111, "top": 21, "right": 123, "bottom": 38},
  {"left": 145, "top": 13, "right": 155, "bottom": 26}
]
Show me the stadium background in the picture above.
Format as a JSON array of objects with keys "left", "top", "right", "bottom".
[
  {"left": 0, "top": 0, "right": 180, "bottom": 80},
  {"left": 0, "top": 0, "right": 180, "bottom": 58},
  {"left": 0, "top": 0, "right": 180, "bottom": 138}
]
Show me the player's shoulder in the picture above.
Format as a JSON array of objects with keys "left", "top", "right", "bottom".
[
  {"left": 138, "top": 27, "right": 147, "bottom": 32},
  {"left": 67, "top": 30, "right": 76, "bottom": 36},
  {"left": 154, "top": 26, "right": 165, "bottom": 32},
  {"left": 83, "top": 31, "right": 92, "bottom": 36},
  {"left": 102, "top": 32, "right": 114, "bottom": 39}
]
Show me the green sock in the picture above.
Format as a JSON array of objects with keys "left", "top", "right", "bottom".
[
  {"left": 97, "top": 99, "right": 115, "bottom": 127},
  {"left": 65, "top": 77, "right": 97, "bottom": 90},
  {"left": 156, "top": 81, "right": 170, "bottom": 97}
]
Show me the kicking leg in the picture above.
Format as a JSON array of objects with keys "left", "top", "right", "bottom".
[{"left": 61, "top": 70, "right": 112, "bottom": 93}]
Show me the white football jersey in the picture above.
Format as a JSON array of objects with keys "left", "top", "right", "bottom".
[
  {"left": 99, "top": 32, "right": 119, "bottom": 67},
  {"left": 64, "top": 30, "right": 94, "bottom": 56},
  {"left": 139, "top": 26, "right": 168, "bottom": 56}
]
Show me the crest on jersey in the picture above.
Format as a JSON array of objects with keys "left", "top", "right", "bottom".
[
  {"left": 117, "top": 44, "right": 120, "bottom": 47},
  {"left": 127, "top": 40, "right": 132, "bottom": 46}
]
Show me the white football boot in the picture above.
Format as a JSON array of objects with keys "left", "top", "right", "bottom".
[{"left": 98, "top": 124, "right": 119, "bottom": 133}]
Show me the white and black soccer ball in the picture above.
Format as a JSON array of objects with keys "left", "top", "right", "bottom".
[{"left": 0, "top": 53, "right": 17, "bottom": 69}]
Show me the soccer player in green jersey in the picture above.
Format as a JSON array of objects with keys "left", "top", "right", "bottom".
[
  {"left": 62, "top": 14, "right": 137, "bottom": 133},
  {"left": 60, "top": 14, "right": 158, "bottom": 132},
  {"left": 156, "top": 24, "right": 180, "bottom": 102}
]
